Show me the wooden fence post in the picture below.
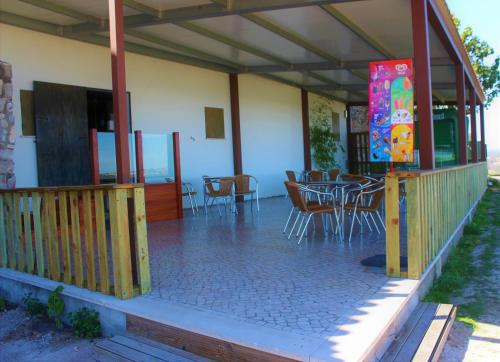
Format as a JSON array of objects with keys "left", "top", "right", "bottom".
[
  {"left": 385, "top": 175, "right": 401, "bottom": 277},
  {"left": 406, "top": 177, "right": 422, "bottom": 279}
]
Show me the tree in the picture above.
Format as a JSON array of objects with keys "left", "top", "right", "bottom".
[{"left": 453, "top": 17, "right": 500, "bottom": 107}]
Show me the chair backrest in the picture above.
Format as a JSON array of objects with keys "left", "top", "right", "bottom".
[
  {"left": 284, "top": 181, "right": 308, "bottom": 212},
  {"left": 286, "top": 170, "right": 297, "bottom": 182},
  {"left": 218, "top": 177, "right": 234, "bottom": 196},
  {"left": 328, "top": 169, "right": 340, "bottom": 181},
  {"left": 362, "top": 185, "right": 385, "bottom": 211},
  {"left": 341, "top": 173, "right": 365, "bottom": 182},
  {"left": 309, "top": 170, "right": 324, "bottom": 182},
  {"left": 234, "top": 174, "right": 250, "bottom": 193},
  {"left": 202, "top": 176, "right": 216, "bottom": 194}
]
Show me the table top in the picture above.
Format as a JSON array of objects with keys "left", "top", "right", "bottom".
[{"left": 301, "top": 180, "right": 364, "bottom": 187}]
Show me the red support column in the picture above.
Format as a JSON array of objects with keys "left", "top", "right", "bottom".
[
  {"left": 89, "top": 128, "right": 100, "bottom": 184},
  {"left": 479, "top": 103, "right": 486, "bottom": 161},
  {"left": 455, "top": 63, "right": 467, "bottom": 165},
  {"left": 469, "top": 88, "right": 478, "bottom": 163},
  {"left": 411, "top": 0, "right": 435, "bottom": 170},
  {"left": 173, "top": 132, "right": 183, "bottom": 219},
  {"left": 134, "top": 130, "right": 144, "bottom": 183},
  {"left": 108, "top": 0, "right": 130, "bottom": 183},
  {"left": 301, "top": 89, "right": 311, "bottom": 171},
  {"left": 229, "top": 74, "right": 242, "bottom": 176}
]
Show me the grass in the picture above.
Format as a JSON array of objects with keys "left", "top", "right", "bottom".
[{"left": 424, "top": 189, "right": 499, "bottom": 330}]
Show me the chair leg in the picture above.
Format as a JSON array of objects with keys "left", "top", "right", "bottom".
[
  {"left": 296, "top": 214, "right": 306, "bottom": 237},
  {"left": 188, "top": 194, "right": 195, "bottom": 215},
  {"left": 288, "top": 212, "right": 302, "bottom": 239},
  {"left": 298, "top": 213, "right": 313, "bottom": 244},
  {"left": 348, "top": 206, "right": 358, "bottom": 243},
  {"left": 377, "top": 211, "right": 386, "bottom": 231},
  {"left": 256, "top": 190, "right": 260, "bottom": 212},
  {"left": 194, "top": 196, "right": 199, "bottom": 213},
  {"left": 283, "top": 207, "right": 295, "bottom": 233},
  {"left": 369, "top": 212, "right": 380, "bottom": 234}
]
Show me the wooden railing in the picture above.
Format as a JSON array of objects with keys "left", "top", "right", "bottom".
[
  {"left": 0, "top": 184, "right": 150, "bottom": 299},
  {"left": 385, "top": 162, "right": 488, "bottom": 279}
]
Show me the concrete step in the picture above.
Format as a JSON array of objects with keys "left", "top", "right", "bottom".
[
  {"left": 382, "top": 303, "right": 456, "bottom": 362},
  {"left": 95, "top": 333, "right": 210, "bottom": 362}
]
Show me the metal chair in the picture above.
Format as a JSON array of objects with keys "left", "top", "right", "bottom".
[
  {"left": 284, "top": 182, "right": 337, "bottom": 244},
  {"left": 328, "top": 168, "right": 341, "bottom": 181},
  {"left": 234, "top": 174, "right": 260, "bottom": 211},
  {"left": 202, "top": 176, "right": 236, "bottom": 216},
  {"left": 182, "top": 182, "right": 199, "bottom": 215}
]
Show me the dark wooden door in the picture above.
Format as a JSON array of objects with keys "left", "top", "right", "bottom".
[{"left": 34, "top": 81, "right": 91, "bottom": 186}]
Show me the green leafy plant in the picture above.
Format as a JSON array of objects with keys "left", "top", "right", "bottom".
[
  {"left": 309, "top": 97, "right": 344, "bottom": 169},
  {"left": 47, "top": 286, "right": 65, "bottom": 328},
  {"left": 69, "top": 308, "right": 102, "bottom": 339},
  {"left": 22, "top": 292, "right": 46, "bottom": 318}
]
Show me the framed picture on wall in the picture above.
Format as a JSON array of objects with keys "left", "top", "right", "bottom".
[
  {"left": 205, "top": 107, "right": 225, "bottom": 139},
  {"left": 350, "top": 106, "right": 369, "bottom": 133}
]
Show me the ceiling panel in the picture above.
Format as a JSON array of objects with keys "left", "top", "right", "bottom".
[
  {"left": 272, "top": 71, "right": 327, "bottom": 86},
  {"left": 137, "top": 23, "right": 274, "bottom": 66},
  {"left": 257, "top": 6, "right": 386, "bottom": 62},
  {"left": 54, "top": 0, "right": 140, "bottom": 18},
  {"left": 330, "top": 0, "right": 413, "bottom": 59},
  {"left": 0, "top": 0, "right": 80, "bottom": 25},
  {"left": 431, "top": 65, "right": 456, "bottom": 83},
  {"left": 313, "top": 69, "right": 366, "bottom": 85},
  {"left": 137, "top": 0, "right": 212, "bottom": 11},
  {"left": 193, "top": 15, "right": 324, "bottom": 64}
]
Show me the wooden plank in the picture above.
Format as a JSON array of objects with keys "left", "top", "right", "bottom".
[
  {"left": 413, "top": 304, "right": 454, "bottom": 362},
  {"left": 406, "top": 177, "right": 422, "bottom": 279},
  {"left": 94, "top": 189, "right": 110, "bottom": 294},
  {"left": 127, "top": 315, "right": 298, "bottom": 362},
  {"left": 95, "top": 339, "right": 160, "bottom": 362},
  {"left": 32, "top": 192, "right": 44, "bottom": 276},
  {"left": 69, "top": 191, "right": 84, "bottom": 287},
  {"left": 108, "top": 189, "right": 133, "bottom": 299},
  {"left": 45, "top": 192, "right": 60, "bottom": 280},
  {"left": 133, "top": 187, "right": 150, "bottom": 294},
  {"left": 58, "top": 191, "right": 72, "bottom": 284},
  {"left": 22, "top": 193, "right": 34, "bottom": 274},
  {"left": 0, "top": 195, "right": 7, "bottom": 267},
  {"left": 82, "top": 190, "right": 96, "bottom": 290},
  {"left": 431, "top": 306, "right": 456, "bottom": 362},
  {"left": 385, "top": 176, "right": 400, "bottom": 277},
  {"left": 13, "top": 193, "right": 25, "bottom": 271},
  {"left": 110, "top": 335, "right": 202, "bottom": 362}
]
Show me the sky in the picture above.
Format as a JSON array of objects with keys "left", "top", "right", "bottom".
[{"left": 446, "top": 0, "right": 500, "bottom": 151}]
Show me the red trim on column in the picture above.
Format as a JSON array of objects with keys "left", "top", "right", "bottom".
[
  {"left": 455, "top": 64, "right": 467, "bottom": 165},
  {"left": 173, "top": 132, "right": 183, "bottom": 219},
  {"left": 134, "top": 130, "right": 144, "bottom": 183},
  {"left": 411, "top": 0, "right": 435, "bottom": 170},
  {"left": 469, "top": 88, "right": 478, "bottom": 163},
  {"left": 109, "top": 0, "right": 130, "bottom": 183},
  {"left": 479, "top": 104, "right": 486, "bottom": 161},
  {"left": 301, "top": 89, "right": 311, "bottom": 171},
  {"left": 89, "top": 128, "right": 100, "bottom": 185},
  {"left": 229, "top": 73, "right": 242, "bottom": 175}
]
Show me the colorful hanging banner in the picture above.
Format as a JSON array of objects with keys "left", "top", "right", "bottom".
[{"left": 369, "top": 59, "right": 414, "bottom": 162}]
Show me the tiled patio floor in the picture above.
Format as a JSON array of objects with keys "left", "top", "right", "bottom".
[{"left": 144, "top": 196, "right": 404, "bottom": 339}]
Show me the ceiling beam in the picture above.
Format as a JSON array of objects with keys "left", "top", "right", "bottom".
[
  {"left": 64, "top": 0, "right": 365, "bottom": 34},
  {"left": 123, "top": 0, "right": 161, "bottom": 18},
  {"left": 321, "top": 4, "right": 448, "bottom": 103},
  {"left": 242, "top": 57, "right": 453, "bottom": 73},
  {"left": 306, "top": 82, "right": 456, "bottom": 92},
  {"left": 175, "top": 22, "right": 346, "bottom": 89},
  {"left": 0, "top": 11, "right": 235, "bottom": 73},
  {"left": 18, "top": 0, "right": 243, "bottom": 69}
]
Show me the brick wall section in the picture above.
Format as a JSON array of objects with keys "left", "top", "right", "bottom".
[{"left": 0, "top": 61, "right": 16, "bottom": 189}]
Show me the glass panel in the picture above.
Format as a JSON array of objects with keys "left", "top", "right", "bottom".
[
  {"left": 142, "top": 133, "right": 175, "bottom": 184},
  {"left": 97, "top": 132, "right": 136, "bottom": 184}
]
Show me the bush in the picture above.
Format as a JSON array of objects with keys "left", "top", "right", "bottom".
[
  {"left": 0, "top": 297, "right": 6, "bottom": 311},
  {"left": 22, "top": 293, "right": 46, "bottom": 318},
  {"left": 69, "top": 308, "right": 101, "bottom": 339},
  {"left": 47, "top": 286, "right": 65, "bottom": 328}
]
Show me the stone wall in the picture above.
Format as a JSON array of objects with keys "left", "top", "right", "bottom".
[{"left": 0, "top": 61, "right": 16, "bottom": 189}]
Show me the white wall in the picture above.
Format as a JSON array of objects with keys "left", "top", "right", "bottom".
[
  {"left": 0, "top": 24, "right": 233, "bottom": 202},
  {"left": 308, "top": 93, "right": 349, "bottom": 172},
  {"left": 1, "top": 24, "right": 325, "bottom": 206},
  {"left": 239, "top": 75, "right": 304, "bottom": 198}
]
